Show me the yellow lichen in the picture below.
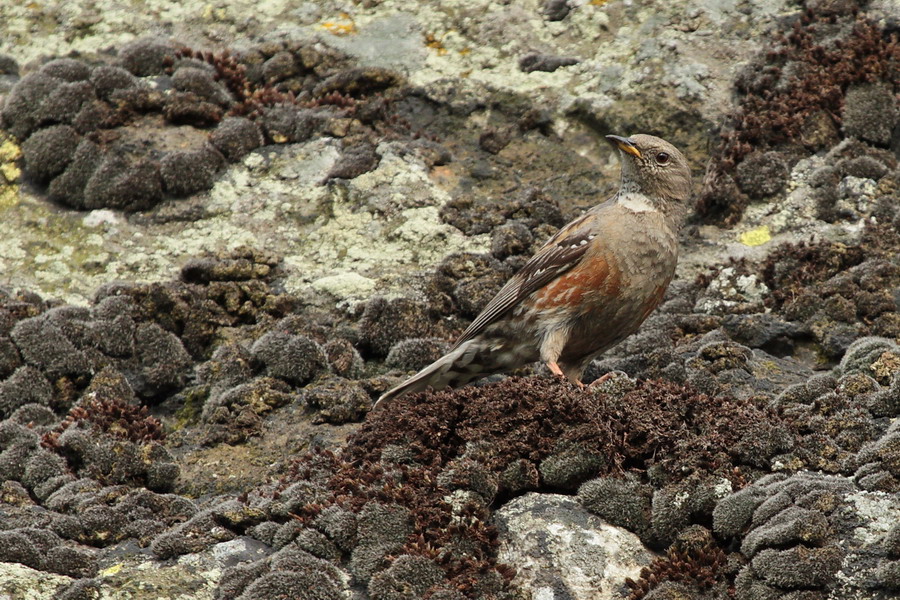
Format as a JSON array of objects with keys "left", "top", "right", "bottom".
[
  {"left": 870, "top": 351, "right": 900, "bottom": 385},
  {"left": 424, "top": 32, "right": 448, "bottom": 56},
  {"left": 0, "top": 135, "right": 21, "bottom": 209},
  {"left": 739, "top": 225, "right": 771, "bottom": 247},
  {"left": 100, "top": 563, "right": 123, "bottom": 577},
  {"left": 0, "top": 136, "right": 22, "bottom": 163},
  {"left": 0, "top": 161, "right": 19, "bottom": 182},
  {"left": 319, "top": 13, "right": 357, "bottom": 36}
]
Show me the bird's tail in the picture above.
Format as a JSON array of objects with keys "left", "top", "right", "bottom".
[{"left": 375, "top": 340, "right": 488, "bottom": 409}]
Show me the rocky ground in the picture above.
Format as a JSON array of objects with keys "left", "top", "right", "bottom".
[{"left": 0, "top": 0, "right": 898, "bottom": 599}]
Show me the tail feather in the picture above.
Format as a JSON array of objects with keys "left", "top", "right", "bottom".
[{"left": 375, "top": 341, "right": 481, "bottom": 409}]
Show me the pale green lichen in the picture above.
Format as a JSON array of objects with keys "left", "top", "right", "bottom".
[
  {"left": 0, "top": 0, "right": 792, "bottom": 310},
  {"left": 310, "top": 272, "right": 377, "bottom": 301},
  {"left": 0, "top": 0, "right": 295, "bottom": 65},
  {"left": 94, "top": 551, "right": 221, "bottom": 600},
  {"left": 0, "top": 562, "right": 71, "bottom": 599},
  {"left": 288, "top": 144, "right": 486, "bottom": 296},
  {"left": 0, "top": 135, "right": 485, "bottom": 306}
]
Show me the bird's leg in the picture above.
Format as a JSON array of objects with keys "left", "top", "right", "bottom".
[
  {"left": 547, "top": 361, "right": 585, "bottom": 389},
  {"left": 547, "top": 360, "right": 565, "bottom": 378},
  {"left": 588, "top": 372, "right": 614, "bottom": 387},
  {"left": 547, "top": 361, "right": 566, "bottom": 380},
  {"left": 542, "top": 329, "right": 584, "bottom": 387}
]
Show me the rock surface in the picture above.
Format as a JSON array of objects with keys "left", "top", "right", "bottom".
[
  {"left": 495, "top": 493, "right": 652, "bottom": 600},
  {"left": 0, "top": 0, "right": 898, "bottom": 598}
]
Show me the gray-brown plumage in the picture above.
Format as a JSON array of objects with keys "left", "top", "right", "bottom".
[{"left": 376, "top": 134, "right": 692, "bottom": 408}]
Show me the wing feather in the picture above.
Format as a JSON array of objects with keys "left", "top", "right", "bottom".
[{"left": 450, "top": 213, "right": 598, "bottom": 349}]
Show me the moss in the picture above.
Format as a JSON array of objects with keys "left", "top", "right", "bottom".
[
  {"left": 119, "top": 38, "right": 178, "bottom": 77},
  {"left": 490, "top": 221, "right": 533, "bottom": 260},
  {"left": 626, "top": 534, "right": 728, "bottom": 600},
  {"left": 358, "top": 297, "right": 438, "bottom": 358},
  {"left": 538, "top": 441, "right": 606, "bottom": 490},
  {"left": 697, "top": 14, "right": 900, "bottom": 224},
  {"left": 256, "top": 376, "right": 799, "bottom": 597},
  {"left": 2, "top": 35, "right": 411, "bottom": 211},
  {"left": 385, "top": 338, "right": 450, "bottom": 372},
  {"left": 0, "top": 366, "right": 52, "bottom": 418},
  {"left": 251, "top": 331, "right": 328, "bottom": 385},
  {"left": 302, "top": 377, "right": 371, "bottom": 424},
  {"left": 10, "top": 317, "right": 90, "bottom": 380},
  {"left": 325, "top": 143, "right": 380, "bottom": 181},
  {"left": 368, "top": 555, "right": 444, "bottom": 600},
  {"left": 238, "top": 570, "right": 344, "bottom": 600},
  {"left": 749, "top": 545, "right": 843, "bottom": 589},
  {"left": 734, "top": 151, "right": 788, "bottom": 199},
  {"left": 21, "top": 125, "right": 81, "bottom": 183},
  {"left": 350, "top": 502, "right": 414, "bottom": 584},
  {"left": 159, "top": 146, "right": 225, "bottom": 197},
  {"left": 843, "top": 83, "right": 899, "bottom": 145},
  {"left": 578, "top": 475, "right": 653, "bottom": 541},
  {"left": 210, "top": 117, "right": 264, "bottom": 161}
]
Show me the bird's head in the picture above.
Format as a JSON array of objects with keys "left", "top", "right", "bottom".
[{"left": 605, "top": 134, "right": 693, "bottom": 217}]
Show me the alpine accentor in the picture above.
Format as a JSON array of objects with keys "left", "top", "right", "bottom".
[{"left": 376, "top": 134, "right": 692, "bottom": 407}]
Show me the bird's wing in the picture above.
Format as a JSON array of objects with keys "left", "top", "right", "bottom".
[{"left": 450, "top": 211, "right": 599, "bottom": 350}]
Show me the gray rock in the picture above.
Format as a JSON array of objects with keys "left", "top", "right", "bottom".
[{"left": 495, "top": 493, "right": 652, "bottom": 600}]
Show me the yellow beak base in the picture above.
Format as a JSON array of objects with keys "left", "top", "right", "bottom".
[{"left": 606, "top": 135, "right": 642, "bottom": 159}]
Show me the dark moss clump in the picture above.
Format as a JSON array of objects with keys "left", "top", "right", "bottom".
[
  {"left": 695, "top": 222, "right": 900, "bottom": 360},
  {"left": 760, "top": 238, "right": 868, "bottom": 310},
  {"left": 1, "top": 36, "right": 411, "bottom": 211},
  {"left": 697, "top": 12, "right": 900, "bottom": 224},
  {"left": 159, "top": 146, "right": 225, "bottom": 196},
  {"left": 733, "top": 150, "right": 789, "bottom": 199},
  {"left": 41, "top": 369, "right": 164, "bottom": 450},
  {"left": 385, "top": 338, "right": 450, "bottom": 372},
  {"left": 20, "top": 124, "right": 82, "bottom": 183},
  {"left": 358, "top": 297, "right": 442, "bottom": 359},
  {"left": 715, "top": 472, "right": 856, "bottom": 596},
  {"left": 323, "top": 143, "right": 380, "bottom": 181},
  {"left": 843, "top": 82, "right": 898, "bottom": 145},
  {"left": 758, "top": 231, "right": 900, "bottom": 356},
  {"left": 250, "top": 331, "right": 328, "bottom": 386},
  {"left": 235, "top": 376, "right": 796, "bottom": 597},
  {"left": 625, "top": 528, "right": 729, "bottom": 600},
  {"left": 440, "top": 187, "right": 565, "bottom": 236},
  {"left": 518, "top": 53, "right": 579, "bottom": 73},
  {"left": 430, "top": 253, "right": 514, "bottom": 321},
  {"left": 101, "top": 246, "right": 295, "bottom": 360},
  {"left": 209, "top": 116, "right": 264, "bottom": 161}
]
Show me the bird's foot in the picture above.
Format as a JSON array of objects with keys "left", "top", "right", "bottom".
[
  {"left": 547, "top": 361, "right": 565, "bottom": 378},
  {"left": 588, "top": 372, "right": 614, "bottom": 388},
  {"left": 547, "top": 361, "right": 585, "bottom": 389}
]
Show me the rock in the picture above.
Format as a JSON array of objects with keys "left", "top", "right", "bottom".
[
  {"left": 495, "top": 493, "right": 652, "bottom": 600},
  {"left": 718, "top": 472, "right": 900, "bottom": 598}
]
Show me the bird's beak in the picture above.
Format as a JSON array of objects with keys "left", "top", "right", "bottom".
[{"left": 605, "top": 135, "right": 642, "bottom": 159}]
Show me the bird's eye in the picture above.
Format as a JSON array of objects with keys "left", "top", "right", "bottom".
[{"left": 655, "top": 152, "right": 670, "bottom": 165}]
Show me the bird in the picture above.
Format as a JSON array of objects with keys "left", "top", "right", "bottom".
[{"left": 375, "top": 134, "right": 692, "bottom": 408}]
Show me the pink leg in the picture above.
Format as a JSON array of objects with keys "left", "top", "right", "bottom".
[
  {"left": 548, "top": 362, "right": 584, "bottom": 389},
  {"left": 588, "top": 372, "right": 614, "bottom": 388}
]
